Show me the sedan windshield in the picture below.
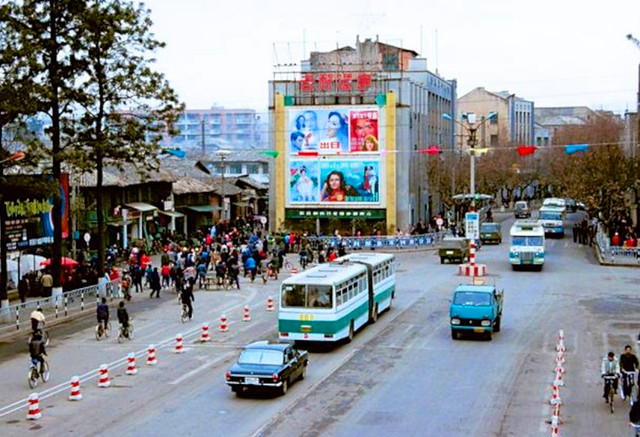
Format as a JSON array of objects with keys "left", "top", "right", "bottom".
[
  {"left": 453, "top": 292, "right": 491, "bottom": 306},
  {"left": 512, "top": 236, "right": 543, "bottom": 246},
  {"left": 481, "top": 224, "right": 500, "bottom": 232},
  {"left": 238, "top": 349, "right": 284, "bottom": 365},
  {"left": 540, "top": 212, "right": 562, "bottom": 220}
]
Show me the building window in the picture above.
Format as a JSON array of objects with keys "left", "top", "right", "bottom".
[
  {"left": 490, "top": 135, "right": 498, "bottom": 147},
  {"left": 229, "top": 163, "right": 242, "bottom": 174},
  {"left": 247, "top": 164, "right": 260, "bottom": 174},
  {"left": 490, "top": 114, "right": 498, "bottom": 125}
]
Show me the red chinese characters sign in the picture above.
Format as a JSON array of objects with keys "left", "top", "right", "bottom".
[{"left": 300, "top": 73, "right": 372, "bottom": 93}]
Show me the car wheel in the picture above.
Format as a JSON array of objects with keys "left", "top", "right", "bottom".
[
  {"left": 280, "top": 378, "right": 289, "bottom": 396},
  {"left": 347, "top": 321, "right": 354, "bottom": 343},
  {"left": 440, "top": 257, "right": 444, "bottom": 264},
  {"left": 371, "top": 303, "right": 379, "bottom": 323},
  {"left": 485, "top": 331, "right": 492, "bottom": 341},
  {"left": 494, "top": 316, "right": 501, "bottom": 333},
  {"left": 299, "top": 364, "right": 307, "bottom": 381},
  {"left": 451, "top": 330, "right": 458, "bottom": 340}
]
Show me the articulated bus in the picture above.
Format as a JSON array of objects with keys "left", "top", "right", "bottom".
[
  {"left": 278, "top": 253, "right": 396, "bottom": 342},
  {"left": 509, "top": 220, "right": 545, "bottom": 270}
]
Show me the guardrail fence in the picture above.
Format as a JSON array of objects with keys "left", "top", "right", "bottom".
[
  {"left": 595, "top": 224, "right": 640, "bottom": 265},
  {"left": 0, "top": 279, "right": 121, "bottom": 337},
  {"left": 308, "top": 231, "right": 451, "bottom": 251}
]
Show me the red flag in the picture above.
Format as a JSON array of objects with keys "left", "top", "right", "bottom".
[
  {"left": 420, "top": 146, "right": 440, "bottom": 155},
  {"left": 517, "top": 146, "right": 537, "bottom": 156}
]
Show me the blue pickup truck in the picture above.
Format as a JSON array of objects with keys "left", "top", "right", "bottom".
[{"left": 449, "top": 283, "right": 503, "bottom": 341}]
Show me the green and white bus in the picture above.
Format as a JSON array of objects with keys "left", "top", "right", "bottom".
[
  {"left": 509, "top": 220, "right": 545, "bottom": 270},
  {"left": 278, "top": 253, "right": 396, "bottom": 342}
]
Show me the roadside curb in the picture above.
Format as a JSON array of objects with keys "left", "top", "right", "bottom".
[{"left": 592, "top": 244, "right": 640, "bottom": 268}]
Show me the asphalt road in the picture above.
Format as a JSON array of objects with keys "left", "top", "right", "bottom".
[{"left": 0, "top": 212, "right": 639, "bottom": 437}]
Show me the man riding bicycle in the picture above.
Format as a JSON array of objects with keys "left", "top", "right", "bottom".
[
  {"left": 117, "top": 301, "right": 130, "bottom": 338},
  {"left": 602, "top": 351, "right": 621, "bottom": 402},
  {"left": 97, "top": 298, "right": 110, "bottom": 333},
  {"left": 620, "top": 345, "right": 639, "bottom": 401},
  {"left": 30, "top": 308, "right": 46, "bottom": 333},
  {"left": 181, "top": 277, "right": 195, "bottom": 320},
  {"left": 29, "top": 331, "right": 47, "bottom": 370}
]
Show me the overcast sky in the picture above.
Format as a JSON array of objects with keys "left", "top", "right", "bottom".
[{"left": 143, "top": 0, "right": 640, "bottom": 115}]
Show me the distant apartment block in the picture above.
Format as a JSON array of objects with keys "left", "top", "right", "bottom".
[{"left": 457, "top": 87, "right": 534, "bottom": 147}]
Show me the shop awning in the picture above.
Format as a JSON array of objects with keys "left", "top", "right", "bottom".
[
  {"left": 185, "top": 205, "right": 223, "bottom": 213},
  {"left": 125, "top": 202, "right": 157, "bottom": 212},
  {"left": 158, "top": 210, "right": 185, "bottom": 218}
]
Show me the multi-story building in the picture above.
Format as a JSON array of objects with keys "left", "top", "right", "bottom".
[
  {"left": 169, "top": 107, "right": 263, "bottom": 151},
  {"left": 534, "top": 106, "right": 598, "bottom": 139},
  {"left": 268, "top": 36, "right": 457, "bottom": 233},
  {"left": 457, "top": 87, "right": 534, "bottom": 147}
]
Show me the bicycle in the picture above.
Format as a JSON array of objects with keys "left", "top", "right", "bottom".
[
  {"left": 117, "top": 322, "right": 134, "bottom": 343},
  {"left": 29, "top": 328, "right": 50, "bottom": 348},
  {"left": 181, "top": 303, "right": 190, "bottom": 323},
  {"left": 604, "top": 374, "right": 618, "bottom": 413},
  {"left": 27, "top": 358, "right": 49, "bottom": 389},
  {"left": 623, "top": 370, "right": 639, "bottom": 406},
  {"left": 95, "top": 320, "right": 111, "bottom": 341}
]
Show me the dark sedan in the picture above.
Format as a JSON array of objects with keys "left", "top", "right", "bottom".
[{"left": 225, "top": 340, "right": 308, "bottom": 396}]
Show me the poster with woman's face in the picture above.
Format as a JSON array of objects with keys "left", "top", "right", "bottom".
[
  {"left": 288, "top": 108, "right": 350, "bottom": 155},
  {"left": 319, "top": 160, "right": 380, "bottom": 203},
  {"left": 289, "top": 161, "right": 319, "bottom": 203},
  {"left": 349, "top": 110, "right": 379, "bottom": 152}
]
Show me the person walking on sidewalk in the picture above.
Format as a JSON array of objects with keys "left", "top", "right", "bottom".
[{"left": 149, "top": 267, "right": 162, "bottom": 298}]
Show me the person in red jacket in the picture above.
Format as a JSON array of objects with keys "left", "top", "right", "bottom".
[
  {"left": 161, "top": 264, "right": 171, "bottom": 288},
  {"left": 612, "top": 232, "right": 620, "bottom": 247}
]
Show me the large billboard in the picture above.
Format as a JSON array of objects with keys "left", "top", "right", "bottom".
[
  {"left": 286, "top": 105, "right": 384, "bottom": 207},
  {"left": 288, "top": 106, "right": 381, "bottom": 155}
]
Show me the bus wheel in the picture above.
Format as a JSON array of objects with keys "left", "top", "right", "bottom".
[
  {"left": 347, "top": 321, "right": 354, "bottom": 343},
  {"left": 371, "top": 303, "right": 379, "bottom": 323}
]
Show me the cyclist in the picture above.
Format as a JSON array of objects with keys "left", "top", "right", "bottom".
[
  {"left": 215, "top": 259, "right": 227, "bottom": 287},
  {"left": 180, "top": 277, "right": 195, "bottom": 320},
  {"left": 244, "top": 256, "right": 256, "bottom": 282},
  {"left": 299, "top": 247, "right": 309, "bottom": 270},
  {"left": 29, "top": 330, "right": 47, "bottom": 371},
  {"left": 602, "top": 351, "right": 621, "bottom": 402},
  {"left": 96, "top": 298, "right": 110, "bottom": 334},
  {"left": 620, "top": 345, "right": 640, "bottom": 401},
  {"left": 117, "top": 301, "right": 131, "bottom": 339},
  {"left": 30, "top": 308, "right": 46, "bottom": 333}
]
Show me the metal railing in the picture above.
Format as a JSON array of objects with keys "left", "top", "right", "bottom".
[
  {"left": 0, "top": 279, "right": 121, "bottom": 337},
  {"left": 307, "top": 231, "right": 451, "bottom": 251},
  {"left": 595, "top": 224, "right": 640, "bottom": 265}
]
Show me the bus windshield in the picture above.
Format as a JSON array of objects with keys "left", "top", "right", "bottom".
[
  {"left": 282, "top": 284, "right": 333, "bottom": 309},
  {"left": 512, "top": 236, "right": 544, "bottom": 246},
  {"left": 540, "top": 211, "right": 562, "bottom": 220}
]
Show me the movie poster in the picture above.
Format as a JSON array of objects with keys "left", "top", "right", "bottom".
[
  {"left": 289, "top": 161, "right": 320, "bottom": 203},
  {"left": 349, "top": 110, "right": 379, "bottom": 152},
  {"left": 318, "top": 160, "right": 380, "bottom": 203}
]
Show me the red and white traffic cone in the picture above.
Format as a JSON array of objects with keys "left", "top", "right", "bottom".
[
  {"left": 243, "top": 305, "right": 251, "bottom": 322},
  {"left": 553, "top": 370, "right": 564, "bottom": 387},
  {"left": 68, "top": 376, "right": 83, "bottom": 401},
  {"left": 556, "top": 351, "right": 565, "bottom": 365},
  {"left": 26, "top": 393, "right": 42, "bottom": 420},
  {"left": 550, "top": 384, "right": 562, "bottom": 405},
  {"left": 173, "top": 334, "right": 184, "bottom": 354},
  {"left": 555, "top": 360, "right": 565, "bottom": 374},
  {"left": 147, "top": 345, "right": 157, "bottom": 366},
  {"left": 125, "top": 353, "right": 137, "bottom": 375},
  {"left": 200, "top": 324, "right": 211, "bottom": 342},
  {"left": 558, "top": 329, "right": 565, "bottom": 342},
  {"left": 266, "top": 296, "right": 275, "bottom": 312},
  {"left": 556, "top": 339, "right": 566, "bottom": 352},
  {"left": 551, "top": 424, "right": 560, "bottom": 437},
  {"left": 219, "top": 315, "right": 228, "bottom": 332},
  {"left": 98, "top": 364, "right": 110, "bottom": 388}
]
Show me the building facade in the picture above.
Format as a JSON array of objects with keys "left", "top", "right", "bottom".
[
  {"left": 457, "top": 87, "right": 534, "bottom": 147},
  {"left": 268, "top": 37, "right": 457, "bottom": 233},
  {"left": 169, "top": 107, "right": 263, "bottom": 151}
]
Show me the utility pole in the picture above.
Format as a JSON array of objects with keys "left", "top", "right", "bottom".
[{"left": 626, "top": 34, "right": 640, "bottom": 155}]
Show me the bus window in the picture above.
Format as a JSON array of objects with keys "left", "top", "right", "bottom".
[
  {"left": 308, "top": 285, "right": 333, "bottom": 308},
  {"left": 282, "top": 285, "right": 306, "bottom": 308}
]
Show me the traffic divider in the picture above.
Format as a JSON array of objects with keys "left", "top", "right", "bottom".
[
  {"left": 173, "top": 334, "right": 185, "bottom": 354},
  {"left": 219, "top": 315, "right": 228, "bottom": 332},
  {"left": 97, "top": 364, "right": 110, "bottom": 388},
  {"left": 147, "top": 345, "right": 157, "bottom": 366},
  {"left": 243, "top": 305, "right": 251, "bottom": 322},
  {"left": 266, "top": 296, "right": 275, "bottom": 312},
  {"left": 68, "top": 376, "right": 83, "bottom": 401},
  {"left": 26, "top": 393, "right": 42, "bottom": 420},
  {"left": 125, "top": 353, "right": 137, "bottom": 375},
  {"left": 200, "top": 324, "right": 211, "bottom": 342}
]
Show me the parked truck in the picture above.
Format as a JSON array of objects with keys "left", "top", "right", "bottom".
[{"left": 449, "top": 281, "right": 503, "bottom": 341}]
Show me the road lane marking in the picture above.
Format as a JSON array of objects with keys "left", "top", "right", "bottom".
[{"left": 169, "top": 353, "right": 234, "bottom": 385}]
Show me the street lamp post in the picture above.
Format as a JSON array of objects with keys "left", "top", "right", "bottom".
[
  {"left": 442, "top": 112, "right": 496, "bottom": 211},
  {"left": 442, "top": 112, "right": 496, "bottom": 278}
]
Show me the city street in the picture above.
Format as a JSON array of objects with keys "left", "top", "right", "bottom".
[{"left": 1, "top": 212, "right": 639, "bottom": 436}]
